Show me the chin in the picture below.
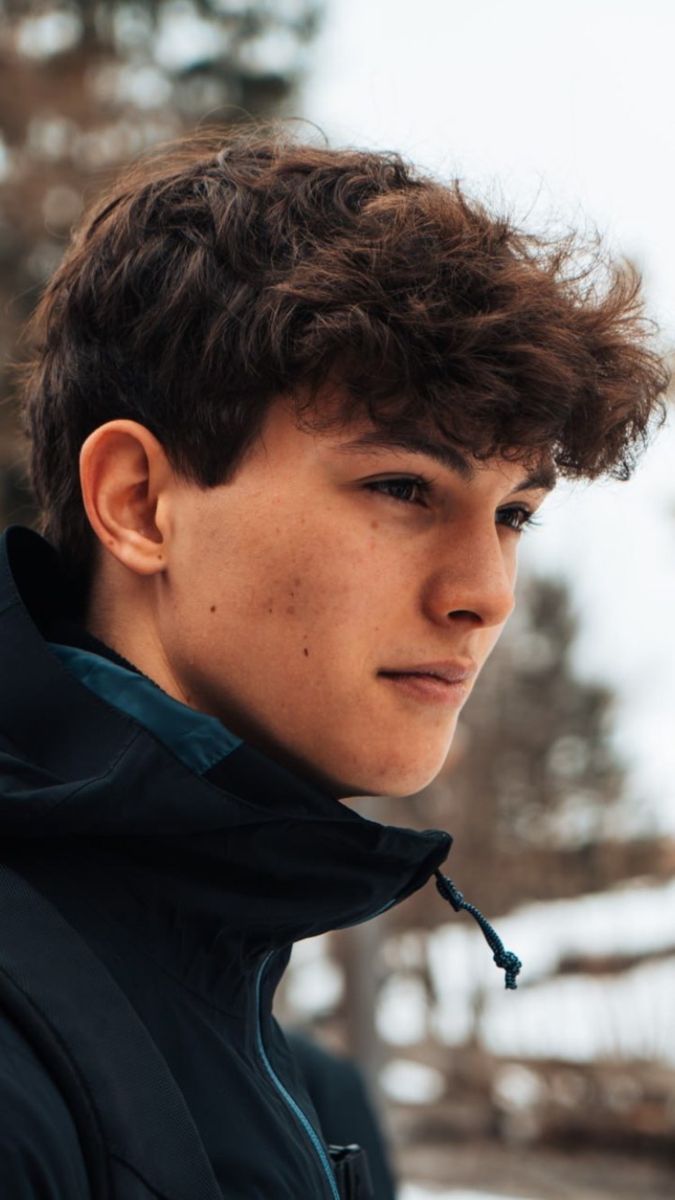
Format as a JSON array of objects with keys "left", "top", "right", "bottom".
[
  {"left": 277, "top": 731, "right": 453, "bottom": 802},
  {"left": 333, "top": 754, "right": 449, "bottom": 801}
]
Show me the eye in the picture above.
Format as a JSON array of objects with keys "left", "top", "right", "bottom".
[
  {"left": 364, "top": 475, "right": 432, "bottom": 505},
  {"left": 497, "top": 505, "right": 541, "bottom": 533}
]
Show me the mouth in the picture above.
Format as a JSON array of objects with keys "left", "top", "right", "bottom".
[{"left": 378, "top": 668, "right": 472, "bottom": 706}]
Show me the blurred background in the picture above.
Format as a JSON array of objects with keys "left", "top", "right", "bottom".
[{"left": 0, "top": 2, "right": 674, "bottom": 1197}]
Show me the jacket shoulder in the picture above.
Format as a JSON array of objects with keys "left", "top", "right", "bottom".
[{"left": 0, "top": 1009, "right": 91, "bottom": 1198}]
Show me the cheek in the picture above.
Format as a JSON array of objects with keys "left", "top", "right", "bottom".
[
  {"left": 257, "top": 525, "right": 396, "bottom": 650},
  {"left": 262, "top": 551, "right": 367, "bottom": 629}
]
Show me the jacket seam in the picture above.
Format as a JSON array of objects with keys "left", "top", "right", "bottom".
[
  {"left": 14, "top": 727, "right": 145, "bottom": 816},
  {"left": 110, "top": 1152, "right": 195, "bottom": 1200}
]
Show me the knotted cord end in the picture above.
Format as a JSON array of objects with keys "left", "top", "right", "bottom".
[
  {"left": 434, "top": 870, "right": 523, "bottom": 990},
  {"left": 494, "top": 947, "right": 522, "bottom": 990}
]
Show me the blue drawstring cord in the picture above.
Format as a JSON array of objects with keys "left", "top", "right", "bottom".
[{"left": 434, "top": 871, "right": 522, "bottom": 990}]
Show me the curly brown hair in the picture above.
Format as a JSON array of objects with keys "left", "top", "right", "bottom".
[{"left": 21, "top": 127, "right": 669, "bottom": 597}]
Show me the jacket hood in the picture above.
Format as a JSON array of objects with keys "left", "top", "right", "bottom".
[{"left": 0, "top": 526, "right": 453, "bottom": 972}]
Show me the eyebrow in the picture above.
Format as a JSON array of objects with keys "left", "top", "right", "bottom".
[{"left": 336, "top": 432, "right": 558, "bottom": 494}]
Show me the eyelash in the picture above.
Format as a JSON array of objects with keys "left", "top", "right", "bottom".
[{"left": 364, "top": 475, "right": 541, "bottom": 533}]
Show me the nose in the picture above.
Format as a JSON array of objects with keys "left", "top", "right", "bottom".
[{"left": 423, "top": 525, "right": 516, "bottom": 631}]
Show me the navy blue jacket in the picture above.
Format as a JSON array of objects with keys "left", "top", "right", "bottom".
[{"left": 0, "top": 526, "right": 454, "bottom": 1199}]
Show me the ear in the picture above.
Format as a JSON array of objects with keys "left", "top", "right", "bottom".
[{"left": 79, "top": 420, "right": 173, "bottom": 576}]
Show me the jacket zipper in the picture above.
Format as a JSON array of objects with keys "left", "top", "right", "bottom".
[
  {"left": 253, "top": 895, "right": 401, "bottom": 1198},
  {"left": 255, "top": 950, "right": 340, "bottom": 1200}
]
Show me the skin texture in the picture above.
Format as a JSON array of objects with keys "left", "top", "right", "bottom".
[{"left": 80, "top": 393, "right": 554, "bottom": 799}]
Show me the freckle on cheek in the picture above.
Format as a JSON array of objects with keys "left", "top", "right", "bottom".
[
  {"left": 303, "top": 647, "right": 309, "bottom": 657},
  {"left": 286, "top": 605, "right": 296, "bottom": 615},
  {"left": 209, "top": 605, "right": 216, "bottom": 613}
]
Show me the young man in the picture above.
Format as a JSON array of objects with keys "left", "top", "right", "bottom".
[{"left": 0, "top": 131, "right": 667, "bottom": 1199}]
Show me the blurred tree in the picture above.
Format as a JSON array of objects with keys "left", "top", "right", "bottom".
[{"left": 0, "top": 0, "right": 321, "bottom": 522}]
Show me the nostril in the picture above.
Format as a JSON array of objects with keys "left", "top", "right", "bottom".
[{"left": 447, "top": 609, "right": 481, "bottom": 621}]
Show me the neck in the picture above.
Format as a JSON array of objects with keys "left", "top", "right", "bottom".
[{"left": 86, "top": 559, "right": 197, "bottom": 708}]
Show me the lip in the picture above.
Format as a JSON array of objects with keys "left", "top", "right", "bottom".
[
  {"left": 378, "top": 660, "right": 476, "bottom": 684},
  {"left": 377, "top": 661, "right": 476, "bottom": 707}
]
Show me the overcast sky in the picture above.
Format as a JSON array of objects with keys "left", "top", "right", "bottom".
[{"left": 302, "top": 0, "right": 675, "bottom": 832}]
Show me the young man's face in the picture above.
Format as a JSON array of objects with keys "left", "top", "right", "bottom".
[{"left": 139, "top": 392, "right": 554, "bottom": 800}]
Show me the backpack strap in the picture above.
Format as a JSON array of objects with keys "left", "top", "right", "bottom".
[{"left": 0, "top": 864, "right": 222, "bottom": 1200}]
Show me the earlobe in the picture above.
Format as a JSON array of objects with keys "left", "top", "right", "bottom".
[{"left": 79, "top": 419, "right": 171, "bottom": 577}]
